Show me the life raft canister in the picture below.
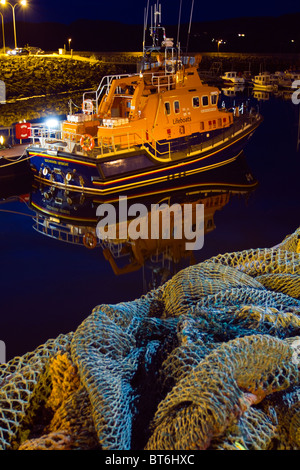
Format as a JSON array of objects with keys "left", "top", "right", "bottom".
[
  {"left": 80, "top": 134, "right": 95, "bottom": 152},
  {"left": 83, "top": 232, "right": 97, "bottom": 249}
]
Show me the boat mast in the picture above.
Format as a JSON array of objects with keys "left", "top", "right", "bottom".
[
  {"left": 186, "top": 0, "right": 195, "bottom": 54},
  {"left": 143, "top": 0, "right": 150, "bottom": 55},
  {"left": 150, "top": 1, "right": 163, "bottom": 50},
  {"left": 141, "top": 1, "right": 188, "bottom": 75},
  {"left": 177, "top": 0, "right": 182, "bottom": 49}
]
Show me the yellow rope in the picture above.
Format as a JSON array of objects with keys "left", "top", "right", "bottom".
[{"left": 0, "top": 152, "right": 31, "bottom": 168}]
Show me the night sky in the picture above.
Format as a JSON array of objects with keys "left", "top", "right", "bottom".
[{"left": 13, "top": 0, "right": 300, "bottom": 25}]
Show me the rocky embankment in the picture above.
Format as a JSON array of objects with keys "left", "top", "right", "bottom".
[
  {"left": 0, "top": 55, "right": 124, "bottom": 99},
  {"left": 198, "top": 52, "right": 300, "bottom": 75},
  {"left": 0, "top": 55, "right": 130, "bottom": 126}
]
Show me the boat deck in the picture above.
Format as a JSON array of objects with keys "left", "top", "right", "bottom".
[{"left": 0, "top": 144, "right": 28, "bottom": 159}]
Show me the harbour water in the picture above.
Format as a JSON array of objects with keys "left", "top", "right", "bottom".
[{"left": 1, "top": 84, "right": 300, "bottom": 362}]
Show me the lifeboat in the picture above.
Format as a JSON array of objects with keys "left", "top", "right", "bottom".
[{"left": 26, "top": 2, "right": 262, "bottom": 196}]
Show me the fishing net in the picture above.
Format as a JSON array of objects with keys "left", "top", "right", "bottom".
[
  {"left": 145, "top": 334, "right": 300, "bottom": 450},
  {"left": 161, "top": 261, "right": 264, "bottom": 318},
  {"left": 209, "top": 406, "right": 277, "bottom": 450},
  {"left": 0, "top": 334, "right": 72, "bottom": 450},
  {"left": 259, "top": 384, "right": 300, "bottom": 449},
  {"left": 256, "top": 273, "right": 300, "bottom": 299},
  {"left": 1, "top": 226, "right": 300, "bottom": 450}
]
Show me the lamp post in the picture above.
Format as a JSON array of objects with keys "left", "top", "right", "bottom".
[
  {"left": 0, "top": 0, "right": 27, "bottom": 49},
  {"left": 216, "top": 39, "right": 226, "bottom": 53},
  {"left": 0, "top": 12, "right": 5, "bottom": 53}
]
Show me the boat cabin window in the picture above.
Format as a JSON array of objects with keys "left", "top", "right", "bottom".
[
  {"left": 174, "top": 100, "right": 180, "bottom": 114},
  {"left": 192, "top": 97, "right": 200, "bottom": 108},
  {"left": 202, "top": 96, "right": 209, "bottom": 106},
  {"left": 211, "top": 94, "right": 218, "bottom": 105},
  {"left": 164, "top": 102, "right": 171, "bottom": 115}
]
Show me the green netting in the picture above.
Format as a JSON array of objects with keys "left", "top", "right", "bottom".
[{"left": 1, "top": 227, "right": 300, "bottom": 450}]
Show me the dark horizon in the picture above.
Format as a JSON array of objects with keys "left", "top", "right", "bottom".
[
  {"left": 1, "top": 12, "right": 299, "bottom": 54},
  {"left": 0, "top": 0, "right": 298, "bottom": 28},
  {"left": 9, "top": 0, "right": 300, "bottom": 25}
]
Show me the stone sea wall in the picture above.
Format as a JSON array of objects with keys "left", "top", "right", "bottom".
[
  {"left": 198, "top": 52, "right": 300, "bottom": 75},
  {"left": 0, "top": 55, "right": 131, "bottom": 126},
  {"left": 92, "top": 51, "right": 300, "bottom": 74},
  {"left": 0, "top": 55, "right": 124, "bottom": 99}
]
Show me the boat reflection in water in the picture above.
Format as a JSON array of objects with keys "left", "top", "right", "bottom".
[
  {"left": 221, "top": 84, "right": 245, "bottom": 97},
  {"left": 252, "top": 89, "right": 271, "bottom": 101},
  {"left": 29, "top": 151, "right": 258, "bottom": 289}
]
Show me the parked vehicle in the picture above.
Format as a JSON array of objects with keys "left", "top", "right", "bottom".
[
  {"left": 26, "top": 47, "right": 44, "bottom": 55},
  {"left": 7, "top": 46, "right": 44, "bottom": 56},
  {"left": 7, "top": 48, "right": 29, "bottom": 56}
]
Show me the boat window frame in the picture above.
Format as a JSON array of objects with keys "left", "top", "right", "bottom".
[
  {"left": 202, "top": 95, "right": 209, "bottom": 107},
  {"left": 192, "top": 96, "right": 200, "bottom": 108},
  {"left": 164, "top": 101, "right": 171, "bottom": 115},
  {"left": 174, "top": 100, "right": 180, "bottom": 114},
  {"left": 211, "top": 93, "right": 218, "bottom": 105}
]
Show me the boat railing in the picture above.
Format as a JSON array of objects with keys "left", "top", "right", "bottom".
[
  {"left": 188, "top": 110, "right": 261, "bottom": 154},
  {"left": 30, "top": 125, "right": 62, "bottom": 144},
  {"left": 95, "top": 131, "right": 172, "bottom": 161},
  {"left": 32, "top": 213, "right": 98, "bottom": 247},
  {"left": 82, "top": 74, "right": 133, "bottom": 114},
  {"left": 28, "top": 124, "right": 172, "bottom": 161},
  {"left": 141, "top": 136, "right": 172, "bottom": 161},
  {"left": 150, "top": 73, "right": 176, "bottom": 92},
  {"left": 28, "top": 110, "right": 260, "bottom": 161}
]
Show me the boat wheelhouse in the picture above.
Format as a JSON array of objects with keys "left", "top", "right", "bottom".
[
  {"left": 252, "top": 72, "right": 278, "bottom": 91},
  {"left": 26, "top": 2, "right": 262, "bottom": 196},
  {"left": 275, "top": 70, "right": 300, "bottom": 90},
  {"left": 221, "top": 71, "right": 245, "bottom": 84}
]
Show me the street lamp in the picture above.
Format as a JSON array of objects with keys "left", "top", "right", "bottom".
[
  {"left": 0, "top": 11, "right": 5, "bottom": 53},
  {"left": 216, "top": 39, "right": 226, "bottom": 52},
  {"left": 211, "top": 38, "right": 226, "bottom": 53},
  {"left": 68, "top": 38, "right": 71, "bottom": 51},
  {"left": 0, "top": 0, "right": 27, "bottom": 49}
]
